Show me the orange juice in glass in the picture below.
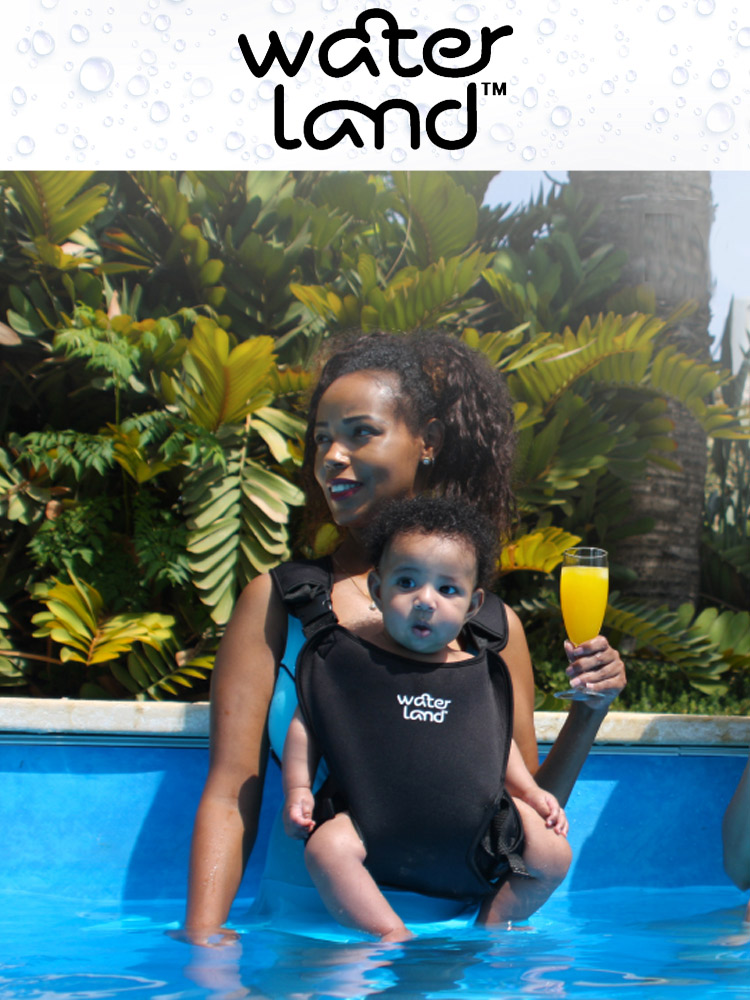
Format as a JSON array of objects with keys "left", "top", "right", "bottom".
[{"left": 555, "top": 547, "right": 608, "bottom": 701}]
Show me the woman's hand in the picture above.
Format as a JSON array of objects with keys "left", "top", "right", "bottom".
[
  {"left": 563, "top": 636, "right": 626, "bottom": 706},
  {"left": 167, "top": 926, "right": 241, "bottom": 948}
]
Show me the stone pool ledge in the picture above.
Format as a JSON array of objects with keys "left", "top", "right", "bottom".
[{"left": 0, "top": 699, "right": 749, "bottom": 748}]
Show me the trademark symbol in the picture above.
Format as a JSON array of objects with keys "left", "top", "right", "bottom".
[{"left": 481, "top": 82, "right": 507, "bottom": 96}]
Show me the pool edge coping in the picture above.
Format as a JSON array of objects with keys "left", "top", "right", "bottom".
[{"left": 0, "top": 698, "right": 748, "bottom": 747}]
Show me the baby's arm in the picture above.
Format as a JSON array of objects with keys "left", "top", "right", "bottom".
[
  {"left": 282, "top": 708, "right": 319, "bottom": 839},
  {"left": 505, "top": 738, "right": 568, "bottom": 836}
]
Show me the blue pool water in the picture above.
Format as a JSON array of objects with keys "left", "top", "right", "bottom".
[{"left": 2, "top": 735, "right": 749, "bottom": 999}]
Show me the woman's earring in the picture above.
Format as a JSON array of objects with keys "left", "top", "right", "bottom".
[{"left": 421, "top": 457, "right": 433, "bottom": 466}]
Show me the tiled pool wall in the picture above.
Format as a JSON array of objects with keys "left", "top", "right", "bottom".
[{"left": 1, "top": 701, "right": 749, "bottom": 908}]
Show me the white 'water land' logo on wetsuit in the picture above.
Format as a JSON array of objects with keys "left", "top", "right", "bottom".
[{"left": 396, "top": 693, "right": 451, "bottom": 723}]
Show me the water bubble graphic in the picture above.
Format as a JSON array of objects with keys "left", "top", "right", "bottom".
[
  {"left": 705, "top": 102, "right": 734, "bottom": 132},
  {"left": 70, "top": 24, "right": 89, "bottom": 43},
  {"left": 550, "top": 105, "right": 571, "bottom": 127},
  {"left": 174, "top": 39, "right": 186, "bottom": 51},
  {"left": 738, "top": 27, "right": 750, "bottom": 47},
  {"left": 271, "top": 0, "right": 295, "bottom": 12},
  {"left": 538, "top": 18, "right": 556, "bottom": 34},
  {"left": 230, "top": 88, "right": 244, "bottom": 102},
  {"left": 226, "top": 131, "right": 246, "bottom": 150},
  {"left": 154, "top": 15, "right": 171, "bottom": 30},
  {"left": 710, "top": 69, "right": 730, "bottom": 89},
  {"left": 140, "top": 49, "right": 157, "bottom": 65},
  {"left": 73, "top": 135, "right": 88, "bottom": 150},
  {"left": 187, "top": 130, "right": 197, "bottom": 142},
  {"left": 41, "top": 0, "right": 59, "bottom": 7},
  {"left": 127, "top": 75, "right": 150, "bottom": 97},
  {"left": 155, "top": 137, "right": 168, "bottom": 151},
  {"left": 79, "top": 57, "right": 114, "bottom": 93},
  {"left": 490, "top": 123, "right": 514, "bottom": 142},
  {"left": 257, "top": 81, "right": 275, "bottom": 101},
  {"left": 557, "top": 51, "right": 568, "bottom": 63},
  {"left": 103, "top": 116, "right": 113, "bottom": 126},
  {"left": 11, "top": 87, "right": 27, "bottom": 106},
  {"left": 696, "top": 0, "right": 715, "bottom": 13},
  {"left": 32, "top": 30, "right": 55, "bottom": 56},
  {"left": 255, "top": 144, "right": 274, "bottom": 159},
  {"left": 455, "top": 4, "right": 480, "bottom": 22},
  {"left": 16, "top": 136, "right": 35, "bottom": 155},
  {"left": 321, "top": 0, "right": 338, "bottom": 9},
  {"left": 521, "top": 146, "right": 537, "bottom": 161},
  {"left": 391, "top": 147, "right": 407, "bottom": 163},
  {"left": 626, "top": 69, "right": 637, "bottom": 82},
  {"left": 653, "top": 107, "right": 669, "bottom": 123},
  {"left": 657, "top": 6, "right": 675, "bottom": 21},
  {"left": 190, "top": 77, "right": 213, "bottom": 98},
  {"left": 150, "top": 101, "right": 170, "bottom": 122},
  {"left": 56, "top": 123, "right": 68, "bottom": 134},
  {"left": 602, "top": 79, "right": 615, "bottom": 94},
  {"left": 671, "top": 66, "right": 689, "bottom": 85},
  {"left": 523, "top": 87, "right": 539, "bottom": 108}
]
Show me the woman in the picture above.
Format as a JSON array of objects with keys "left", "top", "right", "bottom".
[{"left": 183, "top": 331, "right": 625, "bottom": 944}]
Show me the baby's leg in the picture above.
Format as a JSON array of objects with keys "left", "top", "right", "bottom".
[
  {"left": 478, "top": 798, "right": 572, "bottom": 926},
  {"left": 305, "top": 813, "right": 411, "bottom": 942}
]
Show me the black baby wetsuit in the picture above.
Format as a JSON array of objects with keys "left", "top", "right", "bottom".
[{"left": 271, "top": 559, "right": 527, "bottom": 903}]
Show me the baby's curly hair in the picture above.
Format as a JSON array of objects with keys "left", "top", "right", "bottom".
[{"left": 363, "top": 496, "right": 498, "bottom": 590}]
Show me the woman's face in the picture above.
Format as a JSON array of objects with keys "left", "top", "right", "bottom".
[{"left": 312, "top": 371, "right": 432, "bottom": 530}]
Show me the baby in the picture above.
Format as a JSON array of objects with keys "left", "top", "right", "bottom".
[{"left": 283, "top": 496, "right": 571, "bottom": 941}]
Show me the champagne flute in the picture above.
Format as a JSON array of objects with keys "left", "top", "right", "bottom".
[{"left": 554, "top": 547, "right": 609, "bottom": 701}]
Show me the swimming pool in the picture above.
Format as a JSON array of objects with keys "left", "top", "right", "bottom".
[{"left": 2, "top": 706, "right": 749, "bottom": 999}]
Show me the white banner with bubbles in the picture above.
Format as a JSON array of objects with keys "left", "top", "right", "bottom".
[{"left": 2, "top": 0, "right": 748, "bottom": 169}]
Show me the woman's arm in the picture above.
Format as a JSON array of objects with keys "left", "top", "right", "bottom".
[
  {"left": 183, "top": 573, "right": 287, "bottom": 944},
  {"left": 503, "top": 606, "right": 625, "bottom": 806},
  {"left": 723, "top": 753, "right": 750, "bottom": 891}
]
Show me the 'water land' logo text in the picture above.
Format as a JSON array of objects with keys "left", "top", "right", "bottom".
[
  {"left": 397, "top": 693, "right": 451, "bottom": 724},
  {"left": 238, "top": 10, "right": 513, "bottom": 152}
]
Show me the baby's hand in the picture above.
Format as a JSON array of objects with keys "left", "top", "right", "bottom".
[
  {"left": 524, "top": 788, "right": 568, "bottom": 837},
  {"left": 283, "top": 787, "right": 316, "bottom": 839}
]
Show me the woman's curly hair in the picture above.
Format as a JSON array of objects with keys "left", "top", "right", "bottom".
[{"left": 301, "top": 330, "right": 517, "bottom": 540}]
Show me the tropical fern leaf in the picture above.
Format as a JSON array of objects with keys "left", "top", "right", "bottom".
[
  {"left": 500, "top": 527, "right": 582, "bottom": 574},
  {"left": 183, "top": 447, "right": 304, "bottom": 625},
  {"left": 115, "top": 638, "right": 214, "bottom": 700},
  {"left": 5, "top": 171, "right": 109, "bottom": 245},
  {"left": 31, "top": 573, "right": 175, "bottom": 666},
  {"left": 604, "top": 596, "right": 731, "bottom": 691}
]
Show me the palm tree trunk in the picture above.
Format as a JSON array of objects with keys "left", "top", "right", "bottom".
[{"left": 568, "top": 171, "right": 714, "bottom": 607}]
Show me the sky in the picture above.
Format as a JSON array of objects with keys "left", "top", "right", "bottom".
[{"left": 485, "top": 171, "right": 750, "bottom": 367}]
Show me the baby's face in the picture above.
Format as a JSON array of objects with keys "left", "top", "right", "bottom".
[{"left": 369, "top": 531, "right": 481, "bottom": 656}]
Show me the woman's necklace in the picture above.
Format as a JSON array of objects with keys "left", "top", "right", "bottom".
[{"left": 333, "top": 555, "right": 377, "bottom": 611}]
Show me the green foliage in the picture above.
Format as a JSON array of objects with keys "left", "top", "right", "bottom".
[
  {"left": 117, "top": 637, "right": 214, "bottom": 701},
  {"left": 31, "top": 573, "right": 174, "bottom": 666},
  {"left": 701, "top": 301, "right": 750, "bottom": 612},
  {"left": 0, "top": 169, "right": 748, "bottom": 709}
]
